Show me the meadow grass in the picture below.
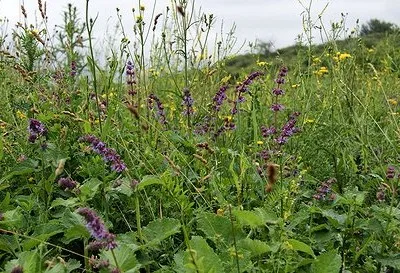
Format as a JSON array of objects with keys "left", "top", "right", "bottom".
[{"left": 0, "top": 1, "right": 399, "bottom": 272}]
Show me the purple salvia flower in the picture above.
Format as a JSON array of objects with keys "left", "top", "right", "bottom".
[
  {"left": 386, "top": 165, "right": 396, "bottom": 179},
  {"left": 58, "top": 177, "right": 77, "bottom": 190},
  {"left": 80, "top": 135, "right": 126, "bottom": 173},
  {"left": 77, "top": 207, "right": 108, "bottom": 240},
  {"left": 182, "top": 87, "right": 194, "bottom": 116},
  {"left": 272, "top": 88, "right": 285, "bottom": 96},
  {"left": 212, "top": 85, "right": 228, "bottom": 111},
  {"left": 148, "top": 94, "right": 167, "bottom": 125},
  {"left": 270, "top": 103, "right": 285, "bottom": 112},
  {"left": 261, "top": 126, "right": 276, "bottom": 137},
  {"left": 77, "top": 207, "right": 117, "bottom": 250},
  {"left": 70, "top": 61, "right": 77, "bottom": 77},
  {"left": 28, "top": 118, "right": 47, "bottom": 143}
]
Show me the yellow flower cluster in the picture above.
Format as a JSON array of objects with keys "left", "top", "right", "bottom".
[
  {"left": 333, "top": 52, "right": 352, "bottom": 62},
  {"left": 314, "top": 66, "right": 329, "bottom": 76}
]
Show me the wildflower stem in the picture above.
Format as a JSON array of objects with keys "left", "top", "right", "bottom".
[
  {"left": 134, "top": 191, "right": 144, "bottom": 243},
  {"left": 228, "top": 205, "right": 241, "bottom": 273},
  {"left": 85, "top": 0, "right": 102, "bottom": 134},
  {"left": 111, "top": 248, "right": 121, "bottom": 271}
]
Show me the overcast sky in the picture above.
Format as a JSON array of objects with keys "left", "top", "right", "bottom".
[{"left": 1, "top": 0, "right": 399, "bottom": 52}]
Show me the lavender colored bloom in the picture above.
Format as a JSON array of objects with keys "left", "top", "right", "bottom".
[
  {"left": 182, "top": 87, "right": 194, "bottom": 116},
  {"left": 28, "top": 118, "right": 47, "bottom": 143},
  {"left": 70, "top": 61, "right": 77, "bottom": 77},
  {"left": 58, "top": 177, "right": 77, "bottom": 190},
  {"left": 126, "top": 61, "right": 136, "bottom": 84},
  {"left": 236, "top": 71, "right": 264, "bottom": 93},
  {"left": 148, "top": 94, "right": 168, "bottom": 125},
  {"left": 313, "top": 178, "right": 336, "bottom": 201},
  {"left": 80, "top": 135, "right": 127, "bottom": 173},
  {"left": 272, "top": 88, "right": 285, "bottom": 96},
  {"left": 212, "top": 85, "right": 228, "bottom": 111},
  {"left": 270, "top": 103, "right": 285, "bottom": 112},
  {"left": 386, "top": 165, "right": 396, "bottom": 179},
  {"left": 77, "top": 207, "right": 117, "bottom": 250},
  {"left": 261, "top": 126, "right": 276, "bottom": 137},
  {"left": 275, "top": 112, "right": 301, "bottom": 145}
]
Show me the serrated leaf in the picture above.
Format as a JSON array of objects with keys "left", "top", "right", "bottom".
[
  {"left": 197, "top": 212, "right": 236, "bottom": 245},
  {"left": 322, "top": 209, "right": 346, "bottom": 228},
  {"left": 174, "top": 236, "right": 225, "bottom": 273},
  {"left": 286, "top": 239, "right": 315, "bottom": 257},
  {"left": 142, "top": 218, "right": 181, "bottom": 246},
  {"left": 1, "top": 159, "right": 39, "bottom": 182},
  {"left": 137, "top": 175, "right": 163, "bottom": 190},
  {"left": 79, "top": 178, "right": 102, "bottom": 200},
  {"left": 377, "top": 256, "right": 400, "bottom": 269},
  {"left": 233, "top": 208, "right": 276, "bottom": 228},
  {"left": 50, "top": 198, "right": 79, "bottom": 209},
  {"left": 311, "top": 250, "right": 341, "bottom": 273},
  {"left": 237, "top": 238, "right": 270, "bottom": 257},
  {"left": 100, "top": 244, "right": 141, "bottom": 273}
]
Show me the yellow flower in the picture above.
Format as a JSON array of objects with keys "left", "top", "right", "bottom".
[
  {"left": 339, "top": 53, "right": 352, "bottom": 61},
  {"left": 139, "top": 5, "right": 145, "bottom": 11},
  {"left": 16, "top": 110, "right": 26, "bottom": 119},
  {"left": 256, "top": 61, "right": 269, "bottom": 67},
  {"left": 388, "top": 99, "right": 398, "bottom": 106},
  {"left": 256, "top": 141, "right": 264, "bottom": 145},
  {"left": 312, "top": 57, "right": 321, "bottom": 64},
  {"left": 305, "top": 118, "right": 315, "bottom": 123},
  {"left": 291, "top": 84, "right": 300, "bottom": 88},
  {"left": 368, "top": 48, "right": 374, "bottom": 53}
]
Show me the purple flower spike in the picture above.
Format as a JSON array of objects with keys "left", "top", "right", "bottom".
[
  {"left": 80, "top": 135, "right": 127, "bottom": 173},
  {"left": 182, "top": 87, "right": 194, "bottom": 116},
  {"left": 77, "top": 207, "right": 117, "bottom": 250},
  {"left": 28, "top": 118, "right": 47, "bottom": 143},
  {"left": 270, "top": 103, "right": 285, "bottom": 112}
]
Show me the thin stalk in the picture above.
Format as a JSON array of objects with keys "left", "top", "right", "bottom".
[
  {"left": 135, "top": 191, "right": 144, "bottom": 243},
  {"left": 85, "top": 0, "right": 102, "bottom": 133},
  {"left": 228, "top": 205, "right": 241, "bottom": 273}
]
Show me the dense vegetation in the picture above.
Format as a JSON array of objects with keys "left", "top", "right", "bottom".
[{"left": 0, "top": 1, "right": 399, "bottom": 273}]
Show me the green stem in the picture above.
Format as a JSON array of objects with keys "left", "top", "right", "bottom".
[
  {"left": 111, "top": 249, "right": 121, "bottom": 271},
  {"left": 85, "top": 0, "right": 102, "bottom": 134},
  {"left": 228, "top": 205, "right": 240, "bottom": 273},
  {"left": 135, "top": 191, "right": 143, "bottom": 243}
]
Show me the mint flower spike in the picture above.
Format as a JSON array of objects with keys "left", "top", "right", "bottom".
[{"left": 77, "top": 207, "right": 117, "bottom": 250}]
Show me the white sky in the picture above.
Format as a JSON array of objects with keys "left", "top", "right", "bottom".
[{"left": 0, "top": 0, "right": 399, "bottom": 52}]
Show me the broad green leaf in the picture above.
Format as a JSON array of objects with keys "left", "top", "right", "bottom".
[
  {"left": 137, "top": 175, "right": 163, "bottom": 190},
  {"left": 79, "top": 178, "right": 102, "bottom": 200},
  {"left": 0, "top": 159, "right": 39, "bottom": 182},
  {"left": 142, "top": 218, "right": 181, "bottom": 246},
  {"left": 197, "top": 212, "right": 238, "bottom": 245},
  {"left": 44, "top": 259, "right": 81, "bottom": 273},
  {"left": 377, "top": 256, "right": 400, "bottom": 270},
  {"left": 322, "top": 209, "right": 346, "bottom": 228},
  {"left": 286, "top": 239, "right": 315, "bottom": 257},
  {"left": 311, "top": 250, "right": 341, "bottom": 273},
  {"left": 101, "top": 244, "right": 141, "bottom": 273},
  {"left": 174, "top": 236, "right": 225, "bottom": 273},
  {"left": 23, "top": 222, "right": 64, "bottom": 250},
  {"left": 237, "top": 238, "right": 270, "bottom": 257},
  {"left": 233, "top": 208, "right": 277, "bottom": 228},
  {"left": 50, "top": 197, "right": 79, "bottom": 209}
]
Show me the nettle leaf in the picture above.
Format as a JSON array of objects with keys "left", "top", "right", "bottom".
[
  {"left": 311, "top": 250, "right": 341, "bottom": 273},
  {"left": 174, "top": 236, "right": 225, "bottom": 273},
  {"left": 237, "top": 238, "right": 270, "bottom": 257},
  {"left": 79, "top": 178, "right": 102, "bottom": 200},
  {"left": 321, "top": 209, "right": 347, "bottom": 228},
  {"left": 100, "top": 244, "right": 141, "bottom": 273},
  {"left": 4, "top": 250, "right": 42, "bottom": 273},
  {"left": 1, "top": 159, "right": 39, "bottom": 182},
  {"left": 23, "top": 222, "right": 64, "bottom": 250},
  {"left": 377, "top": 255, "right": 400, "bottom": 270},
  {"left": 137, "top": 175, "right": 163, "bottom": 191},
  {"left": 44, "top": 259, "right": 81, "bottom": 273},
  {"left": 286, "top": 239, "right": 315, "bottom": 257},
  {"left": 50, "top": 197, "right": 79, "bottom": 209},
  {"left": 197, "top": 212, "right": 239, "bottom": 245},
  {"left": 142, "top": 218, "right": 181, "bottom": 246},
  {"left": 233, "top": 207, "right": 277, "bottom": 228},
  {"left": 1, "top": 208, "right": 24, "bottom": 229}
]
